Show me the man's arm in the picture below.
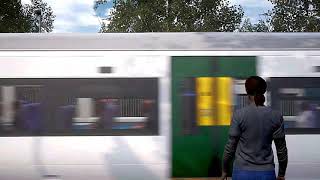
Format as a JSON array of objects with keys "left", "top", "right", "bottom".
[
  {"left": 222, "top": 135, "right": 240, "bottom": 173},
  {"left": 274, "top": 138, "right": 288, "bottom": 177},
  {"left": 222, "top": 112, "right": 241, "bottom": 176},
  {"left": 273, "top": 116, "right": 288, "bottom": 178}
]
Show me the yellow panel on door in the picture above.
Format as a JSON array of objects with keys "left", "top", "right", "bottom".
[
  {"left": 216, "top": 77, "right": 233, "bottom": 125},
  {"left": 196, "top": 77, "right": 215, "bottom": 126}
]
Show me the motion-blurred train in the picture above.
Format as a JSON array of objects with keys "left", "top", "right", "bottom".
[{"left": 0, "top": 33, "right": 320, "bottom": 180}]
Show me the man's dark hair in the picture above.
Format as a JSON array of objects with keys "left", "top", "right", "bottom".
[{"left": 245, "top": 76, "right": 267, "bottom": 106}]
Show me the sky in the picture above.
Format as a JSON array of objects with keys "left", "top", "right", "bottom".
[{"left": 21, "top": 0, "right": 274, "bottom": 33}]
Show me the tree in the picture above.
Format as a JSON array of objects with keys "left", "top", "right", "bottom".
[
  {"left": 254, "top": 19, "right": 270, "bottom": 32},
  {"left": 268, "top": 0, "right": 320, "bottom": 32},
  {"left": 23, "top": 0, "right": 56, "bottom": 33},
  {"left": 95, "top": 0, "right": 244, "bottom": 32},
  {"left": 239, "top": 18, "right": 255, "bottom": 32},
  {"left": 0, "top": 0, "right": 55, "bottom": 33},
  {"left": 0, "top": 0, "right": 31, "bottom": 32},
  {"left": 239, "top": 18, "right": 270, "bottom": 32}
]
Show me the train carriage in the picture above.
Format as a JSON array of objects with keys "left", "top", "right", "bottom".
[{"left": 0, "top": 33, "right": 319, "bottom": 180}]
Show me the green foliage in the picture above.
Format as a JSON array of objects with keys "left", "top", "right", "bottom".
[
  {"left": 107, "top": 0, "right": 168, "bottom": 32},
  {"left": 95, "top": 0, "right": 244, "bottom": 32},
  {"left": 254, "top": 19, "right": 270, "bottom": 32},
  {"left": 0, "top": 0, "right": 31, "bottom": 32},
  {"left": 239, "top": 18, "right": 270, "bottom": 32},
  {"left": 0, "top": 0, "right": 55, "bottom": 33},
  {"left": 239, "top": 0, "right": 320, "bottom": 32},
  {"left": 96, "top": 0, "right": 320, "bottom": 33},
  {"left": 24, "top": 0, "right": 56, "bottom": 33},
  {"left": 239, "top": 18, "right": 255, "bottom": 32},
  {"left": 268, "top": 0, "right": 320, "bottom": 32}
]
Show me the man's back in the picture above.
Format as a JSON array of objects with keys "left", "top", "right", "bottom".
[
  {"left": 232, "top": 104, "right": 283, "bottom": 170},
  {"left": 222, "top": 76, "right": 288, "bottom": 180}
]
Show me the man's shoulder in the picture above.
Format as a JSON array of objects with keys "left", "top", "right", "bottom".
[
  {"left": 234, "top": 105, "right": 255, "bottom": 114},
  {"left": 234, "top": 105, "right": 282, "bottom": 117},
  {"left": 233, "top": 106, "right": 251, "bottom": 118}
]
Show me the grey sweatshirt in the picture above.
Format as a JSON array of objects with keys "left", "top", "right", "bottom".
[{"left": 223, "top": 103, "right": 288, "bottom": 177}]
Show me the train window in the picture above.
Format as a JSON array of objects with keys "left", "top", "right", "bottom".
[
  {"left": 53, "top": 97, "right": 156, "bottom": 135},
  {"left": 234, "top": 95, "right": 249, "bottom": 110},
  {"left": 0, "top": 85, "right": 44, "bottom": 135},
  {"left": 233, "top": 79, "right": 249, "bottom": 110},
  {"left": 16, "top": 86, "right": 43, "bottom": 103},
  {"left": 0, "top": 78, "right": 158, "bottom": 136},
  {"left": 269, "top": 78, "right": 320, "bottom": 134}
]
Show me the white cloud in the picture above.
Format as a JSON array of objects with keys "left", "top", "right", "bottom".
[
  {"left": 229, "top": 0, "right": 273, "bottom": 9},
  {"left": 229, "top": 0, "right": 274, "bottom": 23},
  {"left": 105, "top": 7, "right": 114, "bottom": 17},
  {"left": 78, "top": 13, "right": 101, "bottom": 26},
  {"left": 96, "top": 7, "right": 114, "bottom": 30},
  {"left": 48, "top": 0, "right": 100, "bottom": 32},
  {"left": 21, "top": 0, "right": 31, "bottom": 4},
  {"left": 22, "top": 0, "right": 100, "bottom": 33}
]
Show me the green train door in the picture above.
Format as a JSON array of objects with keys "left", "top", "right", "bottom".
[{"left": 171, "top": 56, "right": 257, "bottom": 177}]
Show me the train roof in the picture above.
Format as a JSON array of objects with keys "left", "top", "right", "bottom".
[{"left": 0, "top": 33, "right": 320, "bottom": 51}]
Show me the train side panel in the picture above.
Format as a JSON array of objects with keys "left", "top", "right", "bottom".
[
  {"left": 0, "top": 54, "right": 170, "bottom": 180},
  {"left": 259, "top": 56, "right": 320, "bottom": 180}
]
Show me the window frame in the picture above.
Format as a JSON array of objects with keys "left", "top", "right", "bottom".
[
  {"left": 0, "top": 78, "right": 159, "bottom": 136},
  {"left": 268, "top": 77, "right": 320, "bottom": 134}
]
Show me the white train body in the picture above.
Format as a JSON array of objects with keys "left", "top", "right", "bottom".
[{"left": 0, "top": 33, "right": 319, "bottom": 180}]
